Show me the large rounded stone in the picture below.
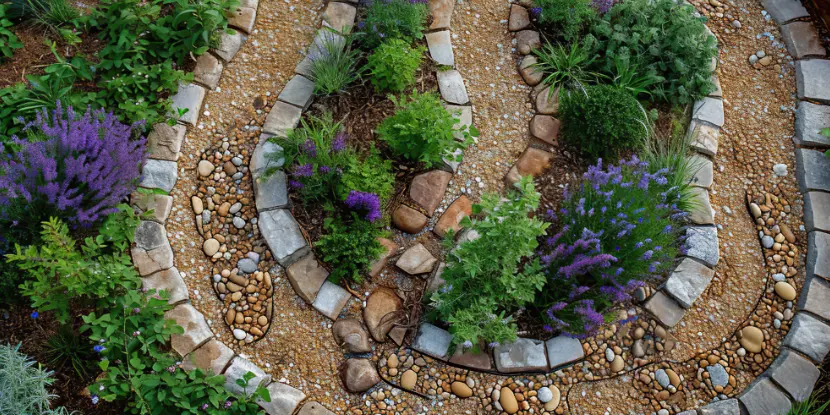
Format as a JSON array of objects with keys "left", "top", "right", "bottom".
[
  {"left": 519, "top": 56, "right": 543, "bottom": 86},
  {"left": 198, "top": 160, "right": 215, "bottom": 177},
  {"left": 739, "top": 326, "right": 764, "bottom": 353},
  {"left": 339, "top": 359, "right": 380, "bottom": 393},
  {"left": 434, "top": 196, "right": 472, "bottom": 238},
  {"left": 774, "top": 281, "right": 796, "bottom": 301},
  {"left": 332, "top": 319, "right": 372, "bottom": 354},
  {"left": 364, "top": 288, "right": 403, "bottom": 342},
  {"left": 500, "top": 387, "right": 519, "bottom": 414},
  {"left": 529, "top": 115, "right": 561, "bottom": 145},
  {"left": 535, "top": 86, "right": 560, "bottom": 115},
  {"left": 191, "top": 196, "right": 204, "bottom": 214},
  {"left": 400, "top": 369, "right": 417, "bottom": 390},
  {"left": 396, "top": 243, "right": 437, "bottom": 275},
  {"left": 451, "top": 381, "right": 473, "bottom": 398},
  {"left": 508, "top": 4, "right": 530, "bottom": 31},
  {"left": 203, "top": 239, "right": 220, "bottom": 256},
  {"left": 392, "top": 205, "right": 428, "bottom": 234}
]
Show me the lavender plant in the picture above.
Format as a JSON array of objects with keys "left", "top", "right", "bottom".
[
  {"left": 538, "top": 157, "right": 687, "bottom": 338},
  {"left": 357, "top": 0, "right": 428, "bottom": 49}
]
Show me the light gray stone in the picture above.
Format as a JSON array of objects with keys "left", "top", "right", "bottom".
[
  {"left": 807, "top": 231, "right": 830, "bottom": 280},
  {"left": 664, "top": 257, "right": 716, "bottom": 308},
  {"left": 132, "top": 244, "right": 174, "bottom": 276},
  {"left": 164, "top": 304, "right": 213, "bottom": 357},
  {"left": 295, "top": 54, "right": 314, "bottom": 78},
  {"left": 257, "top": 382, "right": 306, "bottom": 415},
  {"left": 707, "top": 364, "right": 729, "bottom": 387},
  {"left": 262, "top": 101, "right": 302, "bottom": 137},
  {"left": 795, "top": 101, "right": 830, "bottom": 148},
  {"left": 309, "top": 29, "right": 345, "bottom": 59},
  {"left": 135, "top": 221, "right": 168, "bottom": 251},
  {"left": 545, "top": 335, "right": 584, "bottom": 369},
  {"left": 769, "top": 349, "right": 820, "bottom": 402},
  {"left": 796, "top": 59, "right": 830, "bottom": 104},
  {"left": 688, "top": 187, "right": 715, "bottom": 225},
  {"left": 224, "top": 357, "right": 271, "bottom": 396},
  {"left": 699, "top": 398, "right": 741, "bottom": 415},
  {"left": 170, "top": 82, "right": 206, "bottom": 125},
  {"left": 692, "top": 97, "right": 724, "bottom": 127},
  {"left": 140, "top": 159, "right": 178, "bottom": 193},
  {"left": 494, "top": 338, "right": 547, "bottom": 373},
  {"left": 426, "top": 262, "right": 447, "bottom": 294},
  {"left": 804, "top": 191, "right": 830, "bottom": 232},
  {"left": 278, "top": 75, "right": 315, "bottom": 110},
  {"left": 644, "top": 290, "right": 685, "bottom": 327},
  {"left": 684, "top": 227, "right": 719, "bottom": 268},
  {"left": 437, "top": 70, "right": 469, "bottom": 105},
  {"left": 783, "top": 312, "right": 830, "bottom": 362},
  {"left": 655, "top": 369, "right": 670, "bottom": 388},
  {"left": 130, "top": 193, "right": 173, "bottom": 224},
  {"left": 799, "top": 275, "right": 830, "bottom": 320},
  {"left": 182, "top": 338, "right": 234, "bottom": 374},
  {"left": 311, "top": 281, "right": 351, "bottom": 320},
  {"left": 795, "top": 147, "right": 830, "bottom": 193},
  {"left": 518, "top": 55, "right": 543, "bottom": 86},
  {"left": 142, "top": 267, "right": 189, "bottom": 305},
  {"left": 287, "top": 253, "right": 329, "bottom": 303},
  {"left": 146, "top": 123, "right": 186, "bottom": 161},
  {"left": 251, "top": 139, "right": 284, "bottom": 177},
  {"left": 761, "top": 0, "right": 810, "bottom": 24},
  {"left": 689, "top": 154, "right": 714, "bottom": 189},
  {"left": 688, "top": 120, "right": 719, "bottom": 156},
  {"left": 739, "top": 378, "right": 792, "bottom": 415},
  {"left": 213, "top": 30, "right": 247, "bottom": 62},
  {"left": 259, "top": 209, "right": 309, "bottom": 267},
  {"left": 228, "top": 7, "right": 256, "bottom": 34},
  {"left": 255, "top": 170, "right": 288, "bottom": 211},
  {"left": 238, "top": 258, "right": 257, "bottom": 273},
  {"left": 426, "top": 30, "right": 454, "bottom": 66},
  {"left": 411, "top": 323, "right": 452, "bottom": 359},
  {"left": 396, "top": 243, "right": 437, "bottom": 275},
  {"left": 781, "top": 22, "right": 826, "bottom": 59},
  {"left": 322, "top": 1, "right": 356, "bottom": 32},
  {"left": 193, "top": 53, "right": 223, "bottom": 90},
  {"left": 709, "top": 73, "right": 723, "bottom": 98}
]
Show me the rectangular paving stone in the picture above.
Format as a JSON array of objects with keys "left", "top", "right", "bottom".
[
  {"left": 699, "top": 398, "right": 741, "bottom": 415},
  {"left": 140, "top": 159, "right": 178, "bottom": 193},
  {"left": 251, "top": 139, "right": 284, "bottom": 177},
  {"left": 807, "top": 231, "right": 830, "bottom": 280},
  {"left": 310, "top": 29, "right": 345, "bottom": 58},
  {"left": 254, "top": 170, "right": 288, "bottom": 211},
  {"left": 164, "top": 304, "right": 213, "bottom": 357},
  {"left": 709, "top": 73, "right": 722, "bottom": 98},
  {"left": 213, "top": 30, "right": 247, "bottom": 62},
  {"left": 739, "top": 378, "right": 792, "bottom": 415},
  {"left": 546, "top": 335, "right": 584, "bottom": 370},
  {"left": 322, "top": 1, "right": 356, "bottom": 32},
  {"left": 311, "top": 281, "right": 351, "bottom": 320},
  {"left": 258, "top": 382, "right": 306, "bottom": 415},
  {"left": 411, "top": 323, "right": 452, "bottom": 359},
  {"left": 688, "top": 121, "right": 719, "bottom": 156},
  {"left": 795, "top": 148, "right": 830, "bottom": 193},
  {"left": 262, "top": 101, "right": 302, "bottom": 137},
  {"left": 295, "top": 54, "right": 314, "bottom": 78},
  {"left": 259, "top": 209, "right": 309, "bottom": 267},
  {"left": 794, "top": 101, "right": 830, "bottom": 147},
  {"left": 688, "top": 187, "right": 715, "bottom": 225},
  {"left": 768, "top": 349, "right": 820, "bottom": 402},
  {"left": 132, "top": 244, "right": 174, "bottom": 276},
  {"left": 664, "top": 257, "right": 716, "bottom": 308},
  {"left": 193, "top": 53, "right": 223, "bottom": 90},
  {"left": 692, "top": 97, "right": 724, "bottom": 127},
  {"left": 437, "top": 70, "right": 469, "bottom": 105},
  {"left": 426, "top": 30, "right": 454, "bottom": 66},
  {"left": 781, "top": 21, "right": 826, "bottom": 59},
  {"left": 689, "top": 154, "right": 714, "bottom": 189},
  {"left": 228, "top": 6, "right": 256, "bottom": 34},
  {"left": 182, "top": 338, "right": 234, "bottom": 374},
  {"left": 796, "top": 59, "right": 830, "bottom": 104},
  {"left": 135, "top": 220, "right": 168, "bottom": 251},
  {"left": 170, "top": 82, "right": 206, "bottom": 125},
  {"left": 803, "top": 191, "right": 830, "bottom": 232},
  {"left": 278, "top": 75, "right": 314, "bottom": 110},
  {"left": 147, "top": 123, "right": 186, "bottom": 161},
  {"left": 287, "top": 253, "right": 329, "bottom": 303},
  {"left": 494, "top": 338, "right": 547, "bottom": 373},
  {"left": 224, "top": 356, "right": 271, "bottom": 396},
  {"left": 131, "top": 192, "right": 173, "bottom": 224},
  {"left": 445, "top": 104, "right": 473, "bottom": 142},
  {"left": 142, "top": 267, "right": 189, "bottom": 305},
  {"left": 429, "top": 0, "right": 454, "bottom": 30},
  {"left": 684, "top": 226, "right": 719, "bottom": 268},
  {"left": 644, "top": 290, "right": 685, "bottom": 327},
  {"left": 782, "top": 312, "right": 830, "bottom": 362},
  {"left": 799, "top": 275, "right": 830, "bottom": 321},
  {"left": 761, "top": 0, "right": 810, "bottom": 24}
]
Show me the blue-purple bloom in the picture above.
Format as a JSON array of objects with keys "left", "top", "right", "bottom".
[
  {"left": 344, "top": 190, "right": 382, "bottom": 222},
  {"left": 293, "top": 163, "right": 314, "bottom": 178},
  {"left": 30, "top": 311, "right": 38, "bottom": 319}
]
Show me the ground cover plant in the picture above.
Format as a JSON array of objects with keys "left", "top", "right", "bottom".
[
  {"left": 316, "top": 211, "right": 385, "bottom": 284},
  {"left": 357, "top": 0, "right": 428, "bottom": 49},
  {"left": 533, "top": 0, "right": 597, "bottom": 41},
  {"left": 0, "top": 4, "right": 23, "bottom": 59},
  {"left": 0, "top": 343, "right": 73, "bottom": 415},
  {"left": 365, "top": 38, "right": 424, "bottom": 93}
]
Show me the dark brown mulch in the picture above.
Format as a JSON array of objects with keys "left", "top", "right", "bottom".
[{"left": 805, "top": 0, "right": 830, "bottom": 50}]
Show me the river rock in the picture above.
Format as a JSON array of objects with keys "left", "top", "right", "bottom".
[
  {"left": 198, "top": 160, "right": 215, "bottom": 177},
  {"left": 775, "top": 281, "right": 796, "bottom": 300},
  {"left": 499, "top": 387, "right": 519, "bottom": 414},
  {"left": 363, "top": 287, "right": 403, "bottom": 342},
  {"left": 332, "top": 319, "right": 371, "bottom": 353},
  {"left": 396, "top": 243, "right": 437, "bottom": 275},
  {"left": 739, "top": 326, "right": 764, "bottom": 353},
  {"left": 203, "top": 239, "right": 220, "bottom": 256},
  {"left": 400, "top": 369, "right": 417, "bottom": 390},
  {"left": 451, "top": 381, "right": 473, "bottom": 398},
  {"left": 339, "top": 359, "right": 380, "bottom": 393}
]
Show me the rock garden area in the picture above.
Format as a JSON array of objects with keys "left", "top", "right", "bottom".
[{"left": 1, "top": 0, "right": 830, "bottom": 413}]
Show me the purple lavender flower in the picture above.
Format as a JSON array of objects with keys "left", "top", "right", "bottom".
[
  {"left": 344, "top": 190, "right": 381, "bottom": 222},
  {"left": 332, "top": 132, "right": 347, "bottom": 152},
  {"left": 289, "top": 180, "right": 305, "bottom": 189},
  {"left": 293, "top": 163, "right": 314, "bottom": 178},
  {"left": 319, "top": 165, "right": 331, "bottom": 174},
  {"left": 302, "top": 139, "right": 317, "bottom": 157}
]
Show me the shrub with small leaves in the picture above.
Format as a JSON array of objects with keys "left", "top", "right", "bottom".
[
  {"left": 533, "top": 0, "right": 597, "bottom": 40},
  {"left": 0, "top": 343, "right": 71, "bottom": 415},
  {"left": 365, "top": 39, "right": 424, "bottom": 93},
  {"left": 316, "top": 213, "right": 385, "bottom": 284},
  {"left": 357, "top": 0, "right": 428, "bottom": 49}
]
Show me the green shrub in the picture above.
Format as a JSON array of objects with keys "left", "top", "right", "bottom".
[
  {"left": 428, "top": 177, "right": 549, "bottom": 347},
  {"left": 532, "top": 40, "right": 601, "bottom": 91},
  {"left": 587, "top": 0, "right": 718, "bottom": 104},
  {"left": 377, "top": 90, "right": 476, "bottom": 167},
  {"left": 534, "top": 0, "right": 597, "bottom": 40},
  {"left": 0, "top": 343, "right": 70, "bottom": 415},
  {"left": 316, "top": 213, "right": 385, "bottom": 284},
  {"left": 358, "top": 0, "right": 427, "bottom": 49},
  {"left": 559, "top": 84, "right": 650, "bottom": 160},
  {"left": 0, "top": 4, "right": 23, "bottom": 59},
  {"left": 309, "top": 30, "right": 362, "bottom": 95},
  {"left": 365, "top": 39, "right": 424, "bottom": 93}
]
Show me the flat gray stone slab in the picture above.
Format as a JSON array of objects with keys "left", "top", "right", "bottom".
[
  {"left": 692, "top": 97, "right": 724, "bottom": 127},
  {"left": 783, "top": 312, "right": 830, "bottom": 362},
  {"left": 170, "top": 82, "right": 206, "bottom": 125},
  {"left": 213, "top": 30, "right": 247, "bottom": 62},
  {"left": 781, "top": 22, "right": 826, "bottom": 59},
  {"left": 295, "top": 54, "right": 314, "bottom": 78},
  {"left": 664, "top": 257, "right": 715, "bottom": 308},
  {"left": 224, "top": 356, "right": 271, "bottom": 396},
  {"left": 688, "top": 121, "right": 719, "bottom": 156},
  {"left": 287, "top": 253, "right": 329, "bottom": 303},
  {"left": 684, "top": 226, "right": 719, "bottom": 268},
  {"left": 688, "top": 187, "right": 715, "bottom": 225},
  {"left": 142, "top": 267, "right": 189, "bottom": 305},
  {"left": 796, "top": 59, "right": 830, "bottom": 103},
  {"left": 445, "top": 104, "right": 473, "bottom": 141},
  {"left": 709, "top": 74, "right": 722, "bottom": 98},
  {"left": 311, "top": 281, "right": 351, "bottom": 320},
  {"left": 699, "top": 398, "right": 741, "bottom": 415},
  {"left": 251, "top": 139, "right": 285, "bottom": 177},
  {"left": 644, "top": 290, "right": 685, "bottom": 327},
  {"left": 804, "top": 191, "right": 830, "bottom": 232},
  {"left": 322, "top": 1, "right": 356, "bottom": 32},
  {"left": 761, "top": 0, "right": 809, "bottom": 24},
  {"left": 795, "top": 101, "right": 830, "bottom": 147},
  {"left": 164, "top": 304, "right": 213, "bottom": 357},
  {"left": 262, "top": 101, "right": 302, "bottom": 137},
  {"left": 258, "top": 382, "right": 306, "bottom": 415},
  {"left": 769, "top": 349, "right": 820, "bottom": 402},
  {"left": 182, "top": 338, "right": 234, "bottom": 374},
  {"left": 795, "top": 147, "right": 830, "bottom": 193},
  {"left": 193, "top": 53, "right": 223, "bottom": 90},
  {"left": 545, "top": 335, "right": 584, "bottom": 369},
  {"left": 278, "top": 75, "right": 314, "bottom": 110},
  {"left": 255, "top": 170, "right": 288, "bottom": 211},
  {"left": 689, "top": 154, "right": 713, "bottom": 189},
  {"left": 297, "top": 402, "right": 336, "bottom": 415},
  {"left": 437, "top": 70, "right": 469, "bottom": 105},
  {"left": 132, "top": 244, "right": 174, "bottom": 276},
  {"left": 411, "top": 323, "right": 452, "bottom": 359},
  {"left": 147, "top": 123, "right": 186, "bottom": 161},
  {"left": 426, "top": 30, "right": 454, "bottom": 66},
  {"left": 800, "top": 275, "right": 830, "bottom": 320},
  {"left": 135, "top": 220, "right": 168, "bottom": 251},
  {"left": 131, "top": 193, "right": 173, "bottom": 224},
  {"left": 228, "top": 6, "right": 256, "bottom": 34},
  {"left": 259, "top": 209, "right": 309, "bottom": 267},
  {"left": 494, "top": 338, "right": 547, "bottom": 373},
  {"left": 739, "top": 378, "right": 792, "bottom": 415},
  {"left": 310, "top": 29, "right": 345, "bottom": 59},
  {"left": 807, "top": 231, "right": 830, "bottom": 280},
  {"left": 140, "top": 159, "right": 178, "bottom": 193}
]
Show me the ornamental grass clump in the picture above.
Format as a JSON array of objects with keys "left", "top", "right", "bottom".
[
  {"left": 537, "top": 157, "right": 687, "bottom": 338},
  {"left": 357, "top": 0, "right": 428, "bottom": 49}
]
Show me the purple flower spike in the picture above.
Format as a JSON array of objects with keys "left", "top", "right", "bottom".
[{"left": 344, "top": 190, "right": 382, "bottom": 222}]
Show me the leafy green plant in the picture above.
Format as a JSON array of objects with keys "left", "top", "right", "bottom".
[
  {"left": 429, "top": 177, "right": 549, "bottom": 347},
  {"left": 534, "top": 0, "right": 597, "bottom": 40},
  {"left": 316, "top": 213, "right": 385, "bottom": 284},
  {"left": 587, "top": 0, "right": 718, "bottom": 104},
  {"left": 44, "top": 325, "right": 96, "bottom": 379},
  {"left": 532, "top": 40, "right": 601, "bottom": 91},
  {"left": 377, "top": 90, "right": 477, "bottom": 167},
  {"left": 787, "top": 389, "right": 830, "bottom": 415},
  {"left": 0, "top": 4, "right": 23, "bottom": 59},
  {"left": 365, "top": 39, "right": 424, "bottom": 93},
  {"left": 23, "top": 0, "right": 80, "bottom": 38},
  {"left": 309, "top": 30, "right": 362, "bottom": 95},
  {"left": 0, "top": 343, "right": 72, "bottom": 415},
  {"left": 608, "top": 55, "right": 664, "bottom": 98},
  {"left": 357, "top": 0, "right": 428, "bottom": 49},
  {"left": 559, "top": 84, "right": 650, "bottom": 160}
]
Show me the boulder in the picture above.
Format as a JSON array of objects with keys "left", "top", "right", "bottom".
[
  {"left": 332, "top": 319, "right": 372, "bottom": 353},
  {"left": 339, "top": 359, "right": 380, "bottom": 393},
  {"left": 363, "top": 287, "right": 403, "bottom": 342}
]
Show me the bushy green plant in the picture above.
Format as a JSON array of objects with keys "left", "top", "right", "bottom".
[
  {"left": 534, "top": 0, "right": 597, "bottom": 40},
  {"left": 377, "top": 90, "right": 477, "bottom": 167},
  {"left": 607, "top": 55, "right": 663, "bottom": 98},
  {"left": 365, "top": 39, "right": 424, "bottom": 93},
  {"left": 358, "top": 0, "right": 427, "bottom": 49},
  {"left": 587, "top": 0, "right": 717, "bottom": 104},
  {"left": 532, "top": 40, "right": 601, "bottom": 91},
  {"left": 429, "top": 177, "right": 549, "bottom": 347},
  {"left": 316, "top": 213, "right": 385, "bottom": 284},
  {"left": 22, "top": 0, "right": 80, "bottom": 39},
  {"left": 559, "top": 84, "right": 650, "bottom": 159},
  {"left": 44, "top": 325, "right": 96, "bottom": 379},
  {"left": 0, "top": 343, "right": 71, "bottom": 415},
  {"left": 0, "top": 4, "right": 23, "bottom": 59},
  {"left": 309, "top": 30, "right": 362, "bottom": 95}
]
